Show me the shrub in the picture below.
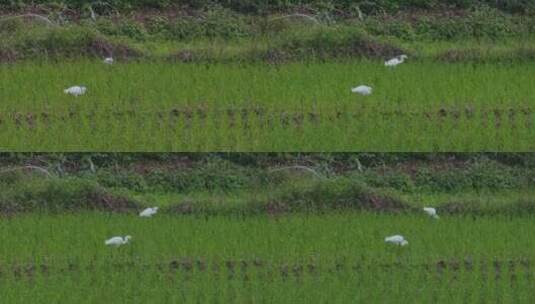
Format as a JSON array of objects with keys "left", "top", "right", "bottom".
[
  {"left": 415, "top": 17, "right": 472, "bottom": 40},
  {"left": 467, "top": 159, "right": 520, "bottom": 190},
  {"left": 361, "top": 171, "right": 415, "bottom": 192},
  {"left": 166, "top": 6, "right": 251, "bottom": 41},
  {"left": 0, "top": 177, "right": 140, "bottom": 213},
  {"left": 0, "top": 18, "right": 24, "bottom": 34},
  {"left": 145, "top": 16, "right": 171, "bottom": 37},
  {"left": 364, "top": 18, "right": 417, "bottom": 41},
  {"left": 168, "top": 17, "right": 204, "bottom": 40},
  {"left": 97, "top": 170, "right": 148, "bottom": 192},
  {"left": 117, "top": 20, "right": 147, "bottom": 41},
  {"left": 0, "top": 170, "right": 24, "bottom": 185},
  {"left": 264, "top": 178, "right": 409, "bottom": 213},
  {"left": 415, "top": 168, "right": 472, "bottom": 192},
  {"left": 201, "top": 5, "right": 251, "bottom": 39},
  {"left": 0, "top": 0, "right": 534, "bottom": 14},
  {"left": 15, "top": 26, "right": 100, "bottom": 57},
  {"left": 268, "top": 26, "right": 406, "bottom": 61},
  {"left": 467, "top": 5, "right": 515, "bottom": 40},
  {"left": 5, "top": 24, "right": 142, "bottom": 59},
  {"left": 414, "top": 160, "right": 525, "bottom": 192},
  {"left": 143, "top": 159, "right": 250, "bottom": 192}
]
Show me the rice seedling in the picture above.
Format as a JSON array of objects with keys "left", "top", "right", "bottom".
[
  {"left": 0, "top": 60, "right": 534, "bottom": 151},
  {"left": 0, "top": 212, "right": 534, "bottom": 303}
]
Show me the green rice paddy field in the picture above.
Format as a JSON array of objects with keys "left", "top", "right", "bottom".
[
  {"left": 1, "top": 212, "right": 534, "bottom": 303},
  {"left": 1, "top": 60, "right": 534, "bottom": 151}
]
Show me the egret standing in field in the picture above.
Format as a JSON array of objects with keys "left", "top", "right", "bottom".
[
  {"left": 385, "top": 55, "right": 408, "bottom": 67},
  {"left": 385, "top": 235, "right": 408, "bottom": 246},
  {"left": 351, "top": 85, "right": 372, "bottom": 96},
  {"left": 64, "top": 86, "right": 87, "bottom": 96},
  {"left": 423, "top": 207, "right": 439, "bottom": 219},
  {"left": 105, "top": 235, "right": 132, "bottom": 247},
  {"left": 103, "top": 57, "right": 114, "bottom": 65},
  {"left": 139, "top": 207, "right": 158, "bottom": 218}
]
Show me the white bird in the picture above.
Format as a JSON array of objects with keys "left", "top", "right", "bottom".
[
  {"left": 105, "top": 235, "right": 132, "bottom": 247},
  {"left": 351, "top": 85, "right": 372, "bottom": 96},
  {"left": 385, "top": 54, "right": 408, "bottom": 67},
  {"left": 423, "top": 207, "right": 439, "bottom": 219},
  {"left": 103, "top": 57, "right": 114, "bottom": 64},
  {"left": 139, "top": 207, "right": 158, "bottom": 218},
  {"left": 385, "top": 235, "right": 408, "bottom": 246},
  {"left": 64, "top": 86, "right": 87, "bottom": 96}
]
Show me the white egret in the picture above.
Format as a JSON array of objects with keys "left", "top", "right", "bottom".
[
  {"left": 423, "top": 207, "right": 439, "bottom": 219},
  {"left": 384, "top": 54, "right": 408, "bottom": 67},
  {"left": 64, "top": 86, "right": 87, "bottom": 96},
  {"left": 139, "top": 207, "right": 158, "bottom": 217},
  {"left": 351, "top": 85, "right": 372, "bottom": 96},
  {"left": 104, "top": 57, "right": 114, "bottom": 64},
  {"left": 105, "top": 235, "right": 131, "bottom": 247},
  {"left": 385, "top": 235, "right": 408, "bottom": 246}
]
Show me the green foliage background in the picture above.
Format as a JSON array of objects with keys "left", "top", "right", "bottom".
[{"left": 1, "top": 0, "right": 534, "bottom": 13}]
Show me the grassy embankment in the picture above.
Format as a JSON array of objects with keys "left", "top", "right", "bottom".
[
  {"left": 1, "top": 153, "right": 533, "bottom": 215},
  {"left": 1, "top": 3, "right": 535, "bottom": 62}
]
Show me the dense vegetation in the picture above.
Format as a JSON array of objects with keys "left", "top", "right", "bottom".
[
  {"left": 1, "top": 153, "right": 533, "bottom": 215},
  {"left": 1, "top": 0, "right": 535, "bottom": 62},
  {"left": 2, "top": 0, "right": 534, "bottom": 14}
]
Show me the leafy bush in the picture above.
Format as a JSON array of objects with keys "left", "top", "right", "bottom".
[
  {"left": 1, "top": 24, "right": 142, "bottom": 60},
  {"left": 362, "top": 6, "right": 518, "bottom": 41},
  {"left": 266, "top": 26, "right": 406, "bottom": 61},
  {"left": 360, "top": 171, "right": 415, "bottom": 192},
  {"left": 1, "top": 0, "right": 534, "bottom": 14},
  {"left": 145, "top": 16, "right": 172, "bottom": 37},
  {"left": 0, "top": 170, "right": 24, "bottom": 185},
  {"left": 0, "top": 177, "right": 140, "bottom": 213},
  {"left": 364, "top": 18, "right": 417, "bottom": 41},
  {"left": 414, "top": 160, "right": 526, "bottom": 192},
  {"left": 415, "top": 17, "right": 472, "bottom": 40},
  {"left": 415, "top": 168, "right": 472, "bottom": 192},
  {"left": 117, "top": 20, "right": 147, "bottom": 41},
  {"left": 95, "top": 161, "right": 249, "bottom": 193},
  {"left": 167, "top": 17, "right": 203, "bottom": 40},
  {"left": 441, "top": 198, "right": 535, "bottom": 216},
  {"left": 0, "top": 18, "right": 24, "bottom": 34},
  {"left": 14, "top": 26, "right": 99, "bottom": 57},
  {"left": 467, "top": 159, "right": 521, "bottom": 190},
  {"left": 467, "top": 5, "right": 515, "bottom": 40},
  {"left": 202, "top": 5, "right": 250, "bottom": 39},
  {"left": 98, "top": 170, "right": 148, "bottom": 192},
  {"left": 261, "top": 178, "right": 409, "bottom": 213},
  {"left": 160, "top": 6, "right": 252, "bottom": 40}
]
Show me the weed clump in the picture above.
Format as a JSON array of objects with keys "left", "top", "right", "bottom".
[
  {"left": 263, "top": 27, "right": 406, "bottom": 62},
  {"left": 441, "top": 198, "right": 535, "bottom": 216},
  {"left": 0, "top": 24, "right": 142, "bottom": 62},
  {"left": 0, "top": 176, "right": 140, "bottom": 214},
  {"left": 261, "top": 178, "right": 410, "bottom": 214},
  {"left": 97, "top": 158, "right": 287, "bottom": 193},
  {"left": 413, "top": 159, "right": 526, "bottom": 192}
]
